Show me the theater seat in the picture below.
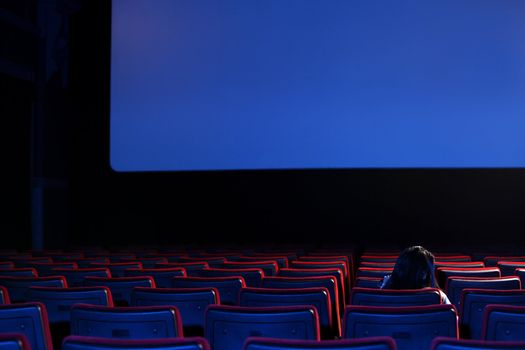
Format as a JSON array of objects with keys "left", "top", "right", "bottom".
[
  {"left": 0, "top": 276, "right": 67, "bottom": 302},
  {"left": 261, "top": 275, "right": 341, "bottom": 336},
  {"left": 0, "top": 262, "right": 15, "bottom": 269},
  {"left": 0, "top": 333, "right": 31, "bottom": 350},
  {"left": 0, "top": 302, "right": 53, "bottom": 350},
  {"left": 354, "top": 277, "right": 383, "bottom": 289},
  {"left": 278, "top": 268, "right": 345, "bottom": 314},
  {"left": 0, "top": 286, "right": 10, "bottom": 304},
  {"left": 172, "top": 276, "right": 245, "bottom": 305},
  {"left": 27, "top": 286, "right": 113, "bottom": 350},
  {"left": 123, "top": 268, "right": 186, "bottom": 288},
  {"left": 70, "top": 304, "right": 183, "bottom": 339},
  {"left": 243, "top": 336, "right": 396, "bottom": 350},
  {"left": 62, "top": 336, "right": 210, "bottom": 350},
  {"left": 436, "top": 267, "right": 501, "bottom": 289},
  {"left": 432, "top": 336, "right": 525, "bottom": 349},
  {"left": 84, "top": 276, "right": 155, "bottom": 306},
  {"left": 482, "top": 304, "right": 525, "bottom": 341},
  {"left": 239, "top": 287, "right": 335, "bottom": 339},
  {"left": 498, "top": 261, "right": 525, "bottom": 277},
  {"left": 219, "top": 261, "right": 279, "bottom": 277},
  {"left": 342, "top": 304, "right": 458, "bottom": 350},
  {"left": 200, "top": 268, "right": 264, "bottom": 287},
  {"left": 131, "top": 287, "right": 219, "bottom": 336},
  {"left": 0, "top": 268, "right": 38, "bottom": 278},
  {"left": 446, "top": 276, "right": 521, "bottom": 309},
  {"left": 205, "top": 305, "right": 320, "bottom": 350},
  {"left": 52, "top": 268, "right": 111, "bottom": 287},
  {"left": 350, "top": 287, "right": 442, "bottom": 307},
  {"left": 460, "top": 289, "right": 525, "bottom": 339}
]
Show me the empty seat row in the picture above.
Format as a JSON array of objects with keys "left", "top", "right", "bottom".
[
  {"left": 5, "top": 298, "right": 525, "bottom": 350},
  {"left": 6, "top": 333, "right": 525, "bottom": 350}
]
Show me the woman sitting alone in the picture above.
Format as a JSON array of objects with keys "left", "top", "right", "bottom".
[{"left": 380, "top": 245, "right": 451, "bottom": 304}]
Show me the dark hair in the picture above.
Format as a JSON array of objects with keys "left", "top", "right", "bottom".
[{"left": 381, "top": 245, "right": 438, "bottom": 289}]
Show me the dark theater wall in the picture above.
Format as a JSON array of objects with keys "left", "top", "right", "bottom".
[{"left": 65, "top": 0, "right": 525, "bottom": 249}]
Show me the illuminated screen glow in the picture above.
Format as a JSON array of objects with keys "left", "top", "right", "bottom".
[{"left": 111, "top": 0, "right": 525, "bottom": 171}]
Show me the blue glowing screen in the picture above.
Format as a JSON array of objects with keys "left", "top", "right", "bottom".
[{"left": 111, "top": 0, "right": 525, "bottom": 171}]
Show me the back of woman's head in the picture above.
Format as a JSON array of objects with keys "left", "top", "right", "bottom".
[{"left": 382, "top": 245, "right": 437, "bottom": 289}]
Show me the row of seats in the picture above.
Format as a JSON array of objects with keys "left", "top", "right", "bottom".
[
  {"left": 3, "top": 300, "right": 525, "bottom": 350},
  {"left": 5, "top": 333, "right": 525, "bottom": 350},
  {"left": 2, "top": 247, "right": 525, "bottom": 350},
  {"left": 3, "top": 281, "right": 525, "bottom": 340}
]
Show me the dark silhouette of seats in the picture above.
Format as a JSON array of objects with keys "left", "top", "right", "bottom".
[
  {"left": 307, "top": 250, "right": 354, "bottom": 266},
  {"left": 155, "top": 262, "right": 209, "bottom": 277},
  {"left": 219, "top": 261, "right": 279, "bottom": 277},
  {"left": 235, "top": 256, "right": 289, "bottom": 269},
  {"left": 0, "top": 302, "right": 53, "bottom": 350},
  {"left": 343, "top": 304, "right": 458, "bottom": 350},
  {"left": 355, "top": 277, "right": 383, "bottom": 289},
  {"left": 239, "top": 287, "right": 336, "bottom": 339},
  {"left": 243, "top": 336, "right": 396, "bottom": 350},
  {"left": 0, "top": 333, "right": 31, "bottom": 350},
  {"left": 28, "top": 286, "right": 113, "bottom": 349},
  {"left": 359, "top": 255, "right": 397, "bottom": 264},
  {"left": 435, "top": 262, "right": 485, "bottom": 269},
  {"left": 131, "top": 287, "right": 219, "bottom": 336},
  {"left": 177, "top": 256, "right": 226, "bottom": 268},
  {"left": 460, "top": 289, "right": 525, "bottom": 339},
  {"left": 290, "top": 261, "right": 349, "bottom": 283},
  {"left": 45, "top": 253, "right": 84, "bottom": 262},
  {"left": 124, "top": 268, "right": 186, "bottom": 288},
  {"left": 74, "top": 257, "right": 110, "bottom": 268},
  {"left": 445, "top": 276, "right": 521, "bottom": 309},
  {"left": 200, "top": 268, "right": 264, "bottom": 287},
  {"left": 300, "top": 255, "right": 354, "bottom": 288},
  {"left": 62, "top": 335, "right": 211, "bottom": 350},
  {"left": 121, "top": 257, "right": 168, "bottom": 268},
  {"left": 13, "top": 257, "right": 53, "bottom": 267},
  {"left": 250, "top": 252, "right": 300, "bottom": 265},
  {"left": 84, "top": 276, "right": 155, "bottom": 306},
  {"left": 289, "top": 261, "right": 350, "bottom": 302},
  {"left": 482, "top": 304, "right": 525, "bottom": 341},
  {"left": 262, "top": 275, "right": 341, "bottom": 335},
  {"left": 28, "top": 286, "right": 113, "bottom": 323},
  {"left": 356, "top": 268, "right": 393, "bottom": 279},
  {"left": 205, "top": 305, "right": 320, "bottom": 350},
  {"left": 431, "top": 336, "right": 525, "bottom": 350},
  {"left": 278, "top": 268, "right": 345, "bottom": 314},
  {"left": 0, "top": 286, "right": 10, "bottom": 304},
  {"left": 0, "top": 251, "right": 25, "bottom": 259},
  {"left": 350, "top": 287, "right": 442, "bottom": 307},
  {"left": 436, "top": 267, "right": 501, "bottom": 289},
  {"left": 107, "top": 254, "right": 137, "bottom": 263},
  {"left": 0, "top": 268, "right": 38, "bottom": 278},
  {"left": 172, "top": 276, "right": 245, "bottom": 305},
  {"left": 435, "top": 256, "right": 472, "bottom": 263},
  {"left": 359, "top": 262, "right": 395, "bottom": 268},
  {"left": 497, "top": 261, "right": 525, "bottom": 277},
  {"left": 52, "top": 268, "right": 111, "bottom": 287},
  {"left": 90, "top": 262, "right": 143, "bottom": 278},
  {"left": 517, "top": 268, "right": 525, "bottom": 286},
  {"left": 484, "top": 256, "right": 525, "bottom": 267},
  {"left": 70, "top": 303, "right": 183, "bottom": 339},
  {"left": 0, "top": 276, "right": 67, "bottom": 302},
  {"left": 198, "top": 252, "right": 242, "bottom": 261},
  {"left": 0, "top": 262, "right": 15, "bottom": 269},
  {"left": 32, "top": 262, "right": 78, "bottom": 277}
]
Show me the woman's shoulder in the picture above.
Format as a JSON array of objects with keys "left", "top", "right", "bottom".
[
  {"left": 379, "top": 274, "right": 391, "bottom": 289},
  {"left": 438, "top": 289, "right": 451, "bottom": 304},
  {"left": 423, "top": 287, "right": 451, "bottom": 304}
]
